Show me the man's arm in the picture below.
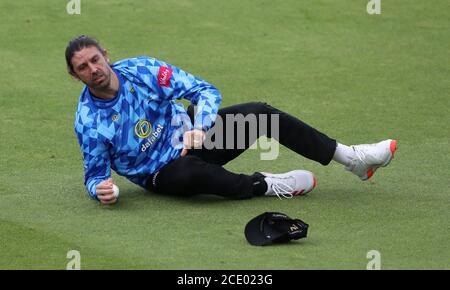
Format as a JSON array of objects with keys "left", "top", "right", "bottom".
[
  {"left": 75, "top": 122, "right": 116, "bottom": 204},
  {"left": 130, "top": 57, "right": 222, "bottom": 131},
  {"left": 156, "top": 60, "right": 222, "bottom": 155}
]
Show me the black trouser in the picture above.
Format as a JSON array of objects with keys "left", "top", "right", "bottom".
[{"left": 146, "top": 102, "right": 337, "bottom": 199}]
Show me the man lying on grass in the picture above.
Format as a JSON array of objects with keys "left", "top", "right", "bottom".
[{"left": 66, "top": 35, "right": 397, "bottom": 205}]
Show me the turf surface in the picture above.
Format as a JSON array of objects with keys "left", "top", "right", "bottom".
[{"left": 0, "top": 0, "right": 449, "bottom": 269}]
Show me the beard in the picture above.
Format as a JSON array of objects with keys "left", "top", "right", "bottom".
[{"left": 89, "top": 69, "right": 111, "bottom": 90}]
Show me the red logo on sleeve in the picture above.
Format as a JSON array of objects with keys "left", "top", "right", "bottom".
[{"left": 157, "top": 66, "right": 173, "bottom": 87}]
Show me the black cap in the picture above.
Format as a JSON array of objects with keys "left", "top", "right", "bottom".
[{"left": 244, "top": 212, "right": 309, "bottom": 246}]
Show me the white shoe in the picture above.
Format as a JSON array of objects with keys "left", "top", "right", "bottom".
[
  {"left": 347, "top": 139, "right": 397, "bottom": 180},
  {"left": 262, "top": 170, "right": 316, "bottom": 199}
]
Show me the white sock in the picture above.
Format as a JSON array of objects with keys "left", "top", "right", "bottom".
[
  {"left": 333, "top": 143, "right": 356, "bottom": 167},
  {"left": 264, "top": 177, "right": 273, "bottom": 195}
]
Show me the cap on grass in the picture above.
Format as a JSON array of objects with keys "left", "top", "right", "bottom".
[{"left": 244, "top": 212, "right": 309, "bottom": 246}]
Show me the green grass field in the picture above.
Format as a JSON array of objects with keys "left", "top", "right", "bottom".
[{"left": 0, "top": 0, "right": 449, "bottom": 269}]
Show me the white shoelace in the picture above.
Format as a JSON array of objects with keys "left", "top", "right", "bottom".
[
  {"left": 270, "top": 180, "right": 294, "bottom": 199},
  {"left": 353, "top": 145, "right": 368, "bottom": 164},
  {"left": 346, "top": 146, "right": 367, "bottom": 171}
]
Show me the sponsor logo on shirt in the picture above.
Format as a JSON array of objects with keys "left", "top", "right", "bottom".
[
  {"left": 157, "top": 66, "right": 172, "bottom": 87},
  {"left": 141, "top": 124, "right": 164, "bottom": 152},
  {"left": 134, "top": 120, "right": 165, "bottom": 151},
  {"left": 134, "top": 119, "right": 152, "bottom": 139}
]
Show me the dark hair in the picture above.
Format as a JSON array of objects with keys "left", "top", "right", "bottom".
[{"left": 65, "top": 35, "right": 104, "bottom": 74}]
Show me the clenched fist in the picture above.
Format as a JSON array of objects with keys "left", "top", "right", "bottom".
[{"left": 95, "top": 178, "right": 118, "bottom": 205}]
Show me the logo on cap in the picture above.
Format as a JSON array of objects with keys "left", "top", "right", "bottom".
[{"left": 244, "top": 212, "right": 309, "bottom": 246}]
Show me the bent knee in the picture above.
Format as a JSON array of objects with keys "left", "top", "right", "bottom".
[{"left": 245, "top": 102, "right": 273, "bottom": 114}]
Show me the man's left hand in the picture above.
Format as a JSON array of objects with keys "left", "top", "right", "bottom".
[{"left": 180, "top": 129, "right": 206, "bottom": 156}]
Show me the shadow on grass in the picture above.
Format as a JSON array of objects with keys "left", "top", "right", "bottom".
[
  {"left": 100, "top": 187, "right": 251, "bottom": 212},
  {"left": 145, "top": 189, "right": 251, "bottom": 205}
]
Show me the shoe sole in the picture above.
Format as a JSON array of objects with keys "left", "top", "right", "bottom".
[{"left": 364, "top": 139, "right": 397, "bottom": 180}]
